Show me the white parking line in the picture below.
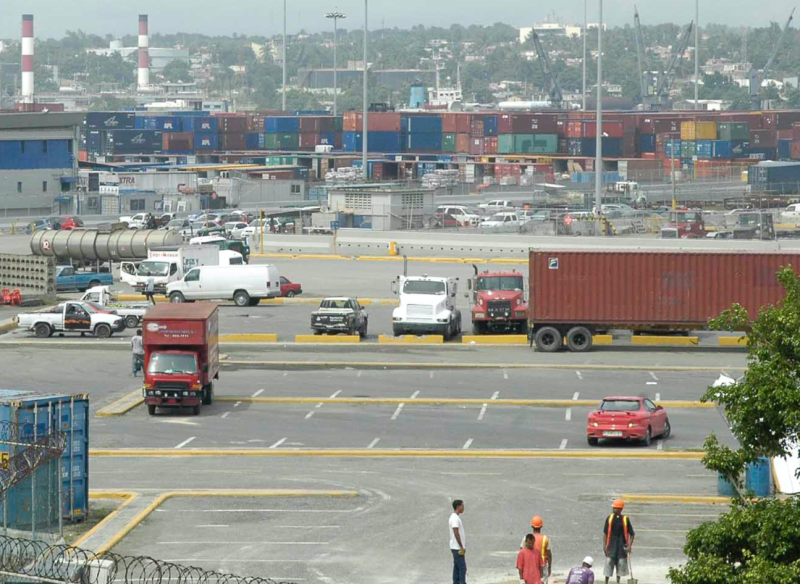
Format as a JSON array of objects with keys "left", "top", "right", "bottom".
[
  {"left": 429, "top": 371, "right": 434, "bottom": 379},
  {"left": 234, "top": 401, "right": 242, "bottom": 407},
  {"left": 315, "top": 403, "right": 323, "bottom": 408},
  {"left": 559, "top": 439, "right": 568, "bottom": 450},
  {"left": 283, "top": 372, "right": 288, "bottom": 377},
  {"left": 277, "top": 525, "right": 340, "bottom": 529},
  {"left": 657, "top": 440, "right": 664, "bottom": 450},
  {"left": 269, "top": 437, "right": 287, "bottom": 449},
  {"left": 330, "top": 390, "right": 342, "bottom": 398},
  {"left": 503, "top": 370, "right": 508, "bottom": 380},
  {"left": 304, "top": 411, "right": 315, "bottom": 420},
  {"left": 220, "top": 412, "right": 230, "bottom": 419},
  {"left": 572, "top": 392, "right": 580, "bottom": 400},
  {"left": 646, "top": 381, "right": 658, "bottom": 385},
  {"left": 565, "top": 408, "right": 572, "bottom": 421},
  {"left": 367, "top": 438, "right": 380, "bottom": 449},
  {"left": 252, "top": 389, "right": 264, "bottom": 398},
  {"left": 174, "top": 437, "right": 196, "bottom": 449},
  {"left": 576, "top": 371, "right": 583, "bottom": 380},
  {"left": 477, "top": 404, "right": 488, "bottom": 421},
  {"left": 390, "top": 403, "right": 404, "bottom": 420},
  {"left": 650, "top": 372, "right": 659, "bottom": 381},
  {"left": 196, "top": 525, "right": 229, "bottom": 528},
  {"left": 463, "top": 438, "right": 474, "bottom": 449},
  {"left": 655, "top": 393, "right": 661, "bottom": 402},
  {"left": 491, "top": 391, "right": 499, "bottom": 400},
  {"left": 410, "top": 390, "right": 420, "bottom": 399},
  {"left": 357, "top": 371, "right": 362, "bottom": 378}
]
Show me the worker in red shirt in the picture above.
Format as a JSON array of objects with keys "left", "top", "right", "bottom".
[
  {"left": 521, "top": 516, "right": 553, "bottom": 583},
  {"left": 603, "top": 500, "right": 635, "bottom": 584},
  {"left": 517, "top": 534, "right": 544, "bottom": 584}
]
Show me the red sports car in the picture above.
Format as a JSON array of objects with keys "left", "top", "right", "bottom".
[
  {"left": 586, "top": 396, "right": 671, "bottom": 446},
  {"left": 280, "top": 276, "right": 302, "bottom": 297}
]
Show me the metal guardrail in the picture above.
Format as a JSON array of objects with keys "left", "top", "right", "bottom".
[{"left": 0, "top": 536, "right": 292, "bottom": 584}]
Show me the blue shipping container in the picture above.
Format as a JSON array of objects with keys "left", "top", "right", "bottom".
[
  {"left": 85, "top": 112, "right": 135, "bottom": 130},
  {"left": 405, "top": 132, "right": 443, "bottom": 152},
  {"left": 639, "top": 134, "right": 655, "bottom": 153},
  {"left": 135, "top": 116, "right": 183, "bottom": 132},
  {"left": 194, "top": 133, "right": 219, "bottom": 151},
  {"left": 696, "top": 140, "right": 714, "bottom": 159},
  {"left": 483, "top": 116, "right": 499, "bottom": 136},
  {"left": 343, "top": 132, "right": 362, "bottom": 152},
  {"left": 182, "top": 117, "right": 218, "bottom": 133},
  {"left": 106, "top": 130, "right": 163, "bottom": 154},
  {"left": 746, "top": 148, "right": 777, "bottom": 161},
  {"left": 318, "top": 132, "right": 337, "bottom": 146},
  {"left": 665, "top": 141, "right": 681, "bottom": 158},
  {"left": 265, "top": 117, "right": 301, "bottom": 133},
  {"left": 401, "top": 115, "right": 442, "bottom": 134},
  {"left": 0, "top": 390, "right": 88, "bottom": 525},
  {"left": 779, "top": 140, "right": 792, "bottom": 160},
  {"left": 245, "top": 133, "right": 265, "bottom": 149}
]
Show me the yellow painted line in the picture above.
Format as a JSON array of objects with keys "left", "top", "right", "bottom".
[
  {"left": 89, "top": 448, "right": 705, "bottom": 460},
  {"left": 219, "top": 333, "right": 278, "bottom": 342},
  {"left": 96, "top": 389, "right": 143, "bottom": 417},
  {"left": 223, "top": 360, "right": 746, "bottom": 372},
  {"left": 295, "top": 334, "right": 360, "bottom": 343},
  {"left": 0, "top": 321, "right": 17, "bottom": 333},
  {"left": 593, "top": 334, "right": 614, "bottom": 345},
  {"left": 462, "top": 335, "right": 527, "bottom": 345},
  {"left": 490, "top": 258, "right": 527, "bottom": 264},
  {"left": 631, "top": 335, "right": 699, "bottom": 346},
  {"left": 719, "top": 336, "right": 747, "bottom": 347},
  {"left": 619, "top": 494, "right": 730, "bottom": 505},
  {"left": 355, "top": 255, "right": 405, "bottom": 262},
  {"left": 252, "top": 253, "right": 351, "bottom": 260},
  {"left": 379, "top": 334, "right": 443, "bottom": 344},
  {"left": 73, "top": 491, "right": 139, "bottom": 548},
  {"left": 93, "top": 489, "right": 358, "bottom": 555},
  {"left": 215, "top": 396, "right": 710, "bottom": 408}
]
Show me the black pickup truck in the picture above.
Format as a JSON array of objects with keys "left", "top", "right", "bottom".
[{"left": 310, "top": 297, "right": 368, "bottom": 337}]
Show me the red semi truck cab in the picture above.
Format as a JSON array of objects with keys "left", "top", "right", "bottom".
[
  {"left": 142, "top": 303, "right": 220, "bottom": 416},
  {"left": 662, "top": 210, "right": 706, "bottom": 238},
  {"left": 469, "top": 270, "right": 528, "bottom": 334}
]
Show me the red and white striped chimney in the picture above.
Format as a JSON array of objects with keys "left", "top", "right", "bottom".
[
  {"left": 21, "top": 14, "right": 34, "bottom": 101},
  {"left": 137, "top": 14, "right": 150, "bottom": 89}
]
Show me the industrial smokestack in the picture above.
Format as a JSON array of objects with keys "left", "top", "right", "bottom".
[
  {"left": 21, "top": 14, "right": 33, "bottom": 101},
  {"left": 137, "top": 14, "right": 150, "bottom": 89}
]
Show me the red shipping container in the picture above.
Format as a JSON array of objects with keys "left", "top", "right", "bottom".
[
  {"left": 641, "top": 152, "right": 656, "bottom": 160},
  {"left": 220, "top": 132, "right": 246, "bottom": 150},
  {"left": 299, "top": 117, "right": 321, "bottom": 133},
  {"left": 792, "top": 142, "right": 800, "bottom": 160},
  {"left": 653, "top": 117, "right": 682, "bottom": 134},
  {"left": 582, "top": 120, "right": 623, "bottom": 138},
  {"left": 216, "top": 114, "right": 247, "bottom": 133},
  {"left": 163, "top": 132, "right": 193, "bottom": 151},
  {"left": 341, "top": 111, "right": 401, "bottom": 132},
  {"left": 528, "top": 250, "right": 800, "bottom": 328},
  {"left": 442, "top": 113, "right": 458, "bottom": 134},
  {"left": 638, "top": 116, "right": 656, "bottom": 134},
  {"left": 299, "top": 133, "right": 319, "bottom": 149},
  {"left": 469, "top": 137, "right": 484, "bottom": 156},
  {"left": 778, "top": 129, "right": 794, "bottom": 141},
  {"left": 555, "top": 119, "right": 567, "bottom": 137},
  {"left": 750, "top": 129, "right": 777, "bottom": 147},
  {"left": 471, "top": 119, "right": 485, "bottom": 137},
  {"left": 498, "top": 114, "right": 512, "bottom": 134},
  {"left": 775, "top": 112, "right": 800, "bottom": 130},
  {"left": 455, "top": 114, "right": 472, "bottom": 134},
  {"left": 78, "top": 150, "right": 88, "bottom": 162},
  {"left": 484, "top": 136, "right": 498, "bottom": 154},
  {"left": 456, "top": 133, "right": 471, "bottom": 153},
  {"left": 566, "top": 121, "right": 584, "bottom": 138},
  {"left": 343, "top": 111, "right": 360, "bottom": 132},
  {"left": 246, "top": 114, "right": 266, "bottom": 132},
  {"left": 511, "top": 113, "right": 558, "bottom": 134}
]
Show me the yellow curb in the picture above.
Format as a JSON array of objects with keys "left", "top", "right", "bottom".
[
  {"left": 593, "top": 334, "right": 614, "bottom": 345},
  {"left": 719, "top": 336, "right": 747, "bottom": 346},
  {"left": 378, "top": 334, "right": 444, "bottom": 344},
  {"left": 631, "top": 336, "right": 699, "bottom": 346},
  {"left": 295, "top": 334, "right": 361, "bottom": 343},
  {"left": 73, "top": 491, "right": 139, "bottom": 548},
  {"left": 94, "top": 489, "right": 358, "bottom": 555},
  {"left": 619, "top": 494, "right": 730, "bottom": 505},
  {"left": 219, "top": 333, "right": 278, "bottom": 342},
  {"left": 355, "top": 255, "right": 405, "bottom": 262},
  {"left": 462, "top": 335, "right": 527, "bottom": 345},
  {"left": 96, "top": 389, "right": 143, "bottom": 417},
  {"left": 88, "top": 448, "right": 706, "bottom": 460},
  {"left": 252, "top": 253, "right": 352, "bottom": 260},
  {"left": 215, "top": 396, "right": 710, "bottom": 408},
  {"left": 0, "top": 321, "right": 17, "bottom": 333}
]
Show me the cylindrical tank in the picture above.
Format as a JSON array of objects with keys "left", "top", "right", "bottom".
[{"left": 30, "top": 229, "right": 183, "bottom": 262}]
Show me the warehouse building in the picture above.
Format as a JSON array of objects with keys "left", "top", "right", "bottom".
[
  {"left": 327, "top": 186, "right": 434, "bottom": 231},
  {"left": 0, "top": 112, "right": 83, "bottom": 216}
]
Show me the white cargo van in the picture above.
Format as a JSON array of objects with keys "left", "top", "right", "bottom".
[{"left": 166, "top": 264, "right": 280, "bottom": 306}]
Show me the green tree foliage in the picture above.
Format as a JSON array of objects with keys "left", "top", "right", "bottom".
[
  {"left": 668, "top": 267, "right": 800, "bottom": 583},
  {"left": 161, "top": 60, "right": 192, "bottom": 83}
]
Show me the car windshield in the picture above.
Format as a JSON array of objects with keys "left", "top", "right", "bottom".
[
  {"left": 191, "top": 222, "right": 206, "bottom": 229},
  {"left": 599, "top": 400, "right": 641, "bottom": 412},
  {"left": 403, "top": 280, "right": 446, "bottom": 295},
  {"left": 476, "top": 276, "right": 523, "bottom": 291},
  {"left": 167, "top": 220, "right": 184, "bottom": 227},
  {"left": 148, "top": 353, "right": 198, "bottom": 375},
  {"left": 82, "top": 302, "right": 103, "bottom": 313},
  {"left": 138, "top": 261, "right": 170, "bottom": 277}
]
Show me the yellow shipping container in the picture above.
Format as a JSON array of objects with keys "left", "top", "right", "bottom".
[{"left": 680, "top": 121, "right": 717, "bottom": 141}]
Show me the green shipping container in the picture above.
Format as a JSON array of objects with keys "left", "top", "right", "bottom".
[
  {"left": 264, "top": 133, "right": 278, "bottom": 149},
  {"left": 333, "top": 117, "right": 344, "bottom": 132},
  {"left": 717, "top": 122, "right": 749, "bottom": 142},
  {"left": 513, "top": 134, "right": 558, "bottom": 154},
  {"left": 443, "top": 133, "right": 456, "bottom": 152},
  {"left": 681, "top": 140, "right": 696, "bottom": 160},
  {"left": 277, "top": 133, "right": 299, "bottom": 150},
  {"left": 498, "top": 135, "right": 514, "bottom": 154}
]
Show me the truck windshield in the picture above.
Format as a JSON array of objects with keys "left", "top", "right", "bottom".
[
  {"left": 148, "top": 353, "right": 198, "bottom": 375},
  {"left": 403, "top": 280, "right": 446, "bottom": 295},
  {"left": 476, "top": 276, "right": 523, "bottom": 291},
  {"left": 138, "top": 261, "right": 170, "bottom": 277},
  {"left": 673, "top": 212, "right": 702, "bottom": 223}
]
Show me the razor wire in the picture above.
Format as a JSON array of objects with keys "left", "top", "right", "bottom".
[
  {"left": 0, "top": 421, "right": 67, "bottom": 498},
  {"left": 0, "top": 536, "right": 294, "bottom": 584}
]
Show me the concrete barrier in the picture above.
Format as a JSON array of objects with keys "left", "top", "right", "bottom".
[
  {"left": 295, "top": 334, "right": 360, "bottom": 343},
  {"left": 719, "top": 336, "right": 747, "bottom": 347},
  {"left": 461, "top": 335, "right": 527, "bottom": 345},
  {"left": 631, "top": 335, "right": 699, "bottom": 346},
  {"left": 219, "top": 333, "right": 278, "bottom": 342},
  {"left": 378, "top": 335, "right": 443, "bottom": 344}
]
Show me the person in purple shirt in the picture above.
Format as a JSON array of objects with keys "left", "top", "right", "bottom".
[{"left": 566, "top": 557, "right": 595, "bottom": 584}]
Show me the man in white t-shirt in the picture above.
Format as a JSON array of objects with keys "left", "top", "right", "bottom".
[{"left": 449, "top": 499, "right": 466, "bottom": 584}]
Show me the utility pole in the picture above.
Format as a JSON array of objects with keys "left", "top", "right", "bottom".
[
  {"left": 362, "top": 0, "right": 369, "bottom": 177},
  {"left": 671, "top": 138, "right": 677, "bottom": 210},
  {"left": 582, "top": 0, "right": 587, "bottom": 110},
  {"left": 282, "top": 0, "right": 287, "bottom": 111},
  {"left": 694, "top": 0, "right": 699, "bottom": 110},
  {"left": 594, "top": 0, "right": 604, "bottom": 228},
  {"left": 326, "top": 11, "right": 346, "bottom": 116}
]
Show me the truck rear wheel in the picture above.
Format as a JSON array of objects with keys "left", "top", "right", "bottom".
[
  {"left": 94, "top": 324, "right": 112, "bottom": 338},
  {"left": 34, "top": 323, "right": 52, "bottom": 338},
  {"left": 233, "top": 290, "right": 250, "bottom": 307},
  {"left": 88, "top": 279, "right": 101, "bottom": 289},
  {"left": 169, "top": 292, "right": 185, "bottom": 303},
  {"left": 202, "top": 383, "right": 214, "bottom": 405},
  {"left": 534, "top": 326, "right": 562, "bottom": 352},
  {"left": 566, "top": 326, "right": 593, "bottom": 352},
  {"left": 124, "top": 315, "right": 139, "bottom": 329},
  {"left": 147, "top": 405, "right": 156, "bottom": 416},
  {"left": 248, "top": 298, "right": 260, "bottom": 306}
]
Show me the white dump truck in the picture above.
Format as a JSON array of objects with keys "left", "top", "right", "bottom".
[
  {"left": 391, "top": 275, "right": 461, "bottom": 340},
  {"left": 120, "top": 245, "right": 219, "bottom": 293}
]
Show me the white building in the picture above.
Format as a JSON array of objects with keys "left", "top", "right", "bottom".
[
  {"left": 87, "top": 42, "right": 190, "bottom": 71},
  {"left": 519, "top": 22, "right": 604, "bottom": 43}
]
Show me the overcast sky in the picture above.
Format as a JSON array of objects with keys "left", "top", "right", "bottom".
[{"left": 1, "top": 0, "right": 797, "bottom": 40}]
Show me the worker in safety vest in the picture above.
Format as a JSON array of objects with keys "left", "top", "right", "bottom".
[
  {"left": 603, "top": 500, "right": 634, "bottom": 584},
  {"left": 520, "top": 516, "right": 552, "bottom": 584}
]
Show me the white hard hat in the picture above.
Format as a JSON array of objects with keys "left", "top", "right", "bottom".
[{"left": 583, "top": 556, "right": 594, "bottom": 567}]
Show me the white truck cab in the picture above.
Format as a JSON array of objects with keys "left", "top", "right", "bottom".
[{"left": 391, "top": 275, "right": 461, "bottom": 340}]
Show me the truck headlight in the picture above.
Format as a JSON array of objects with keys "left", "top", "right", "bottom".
[
  {"left": 183, "top": 391, "right": 189, "bottom": 396},
  {"left": 478, "top": 297, "right": 483, "bottom": 306},
  {"left": 155, "top": 390, "right": 161, "bottom": 396},
  {"left": 516, "top": 298, "right": 522, "bottom": 305}
]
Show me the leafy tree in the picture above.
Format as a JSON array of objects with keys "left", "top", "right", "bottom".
[
  {"left": 161, "top": 60, "right": 192, "bottom": 83},
  {"left": 669, "top": 267, "right": 800, "bottom": 583}
]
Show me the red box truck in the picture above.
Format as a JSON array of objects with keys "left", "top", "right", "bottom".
[{"left": 142, "top": 303, "right": 220, "bottom": 415}]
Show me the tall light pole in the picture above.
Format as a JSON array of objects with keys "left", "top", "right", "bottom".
[
  {"left": 582, "top": 0, "right": 587, "bottom": 110},
  {"left": 282, "top": 0, "right": 287, "bottom": 110},
  {"left": 326, "top": 11, "right": 346, "bottom": 116},
  {"left": 594, "top": 0, "right": 603, "bottom": 226},
  {"left": 362, "top": 0, "right": 368, "bottom": 177},
  {"left": 694, "top": 0, "right": 699, "bottom": 110}
]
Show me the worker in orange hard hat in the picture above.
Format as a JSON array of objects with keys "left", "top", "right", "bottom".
[
  {"left": 603, "top": 499, "right": 635, "bottom": 584},
  {"left": 520, "top": 515, "right": 553, "bottom": 584}
]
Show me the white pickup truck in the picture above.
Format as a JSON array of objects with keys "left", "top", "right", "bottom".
[
  {"left": 391, "top": 275, "right": 462, "bottom": 340},
  {"left": 14, "top": 301, "right": 125, "bottom": 338},
  {"left": 80, "top": 286, "right": 148, "bottom": 329}
]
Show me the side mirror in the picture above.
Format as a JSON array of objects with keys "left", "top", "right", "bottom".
[
  {"left": 391, "top": 280, "right": 397, "bottom": 294},
  {"left": 467, "top": 280, "right": 472, "bottom": 290}
]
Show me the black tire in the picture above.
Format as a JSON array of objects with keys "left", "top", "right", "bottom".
[
  {"left": 202, "top": 383, "right": 213, "bottom": 405},
  {"left": 94, "top": 324, "right": 112, "bottom": 338},
  {"left": 233, "top": 290, "right": 250, "bottom": 307},
  {"left": 169, "top": 292, "right": 185, "bottom": 303},
  {"left": 566, "top": 326, "right": 593, "bottom": 352},
  {"left": 313, "top": 330, "right": 322, "bottom": 335},
  {"left": 34, "top": 323, "right": 51, "bottom": 338},
  {"left": 286, "top": 290, "right": 297, "bottom": 297},
  {"left": 662, "top": 418, "right": 671, "bottom": 439},
  {"left": 642, "top": 427, "right": 652, "bottom": 447},
  {"left": 192, "top": 404, "right": 201, "bottom": 416},
  {"left": 587, "top": 437, "right": 599, "bottom": 446},
  {"left": 147, "top": 404, "right": 156, "bottom": 416},
  {"left": 359, "top": 323, "right": 367, "bottom": 338},
  {"left": 472, "top": 321, "right": 486, "bottom": 335},
  {"left": 393, "top": 325, "right": 405, "bottom": 337},
  {"left": 534, "top": 326, "right": 562, "bottom": 352},
  {"left": 88, "top": 279, "right": 101, "bottom": 289},
  {"left": 248, "top": 298, "right": 260, "bottom": 307},
  {"left": 442, "top": 322, "right": 452, "bottom": 342},
  {"left": 124, "top": 315, "right": 139, "bottom": 329}
]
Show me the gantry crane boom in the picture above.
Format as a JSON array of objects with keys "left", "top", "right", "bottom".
[{"left": 531, "top": 31, "right": 564, "bottom": 107}]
